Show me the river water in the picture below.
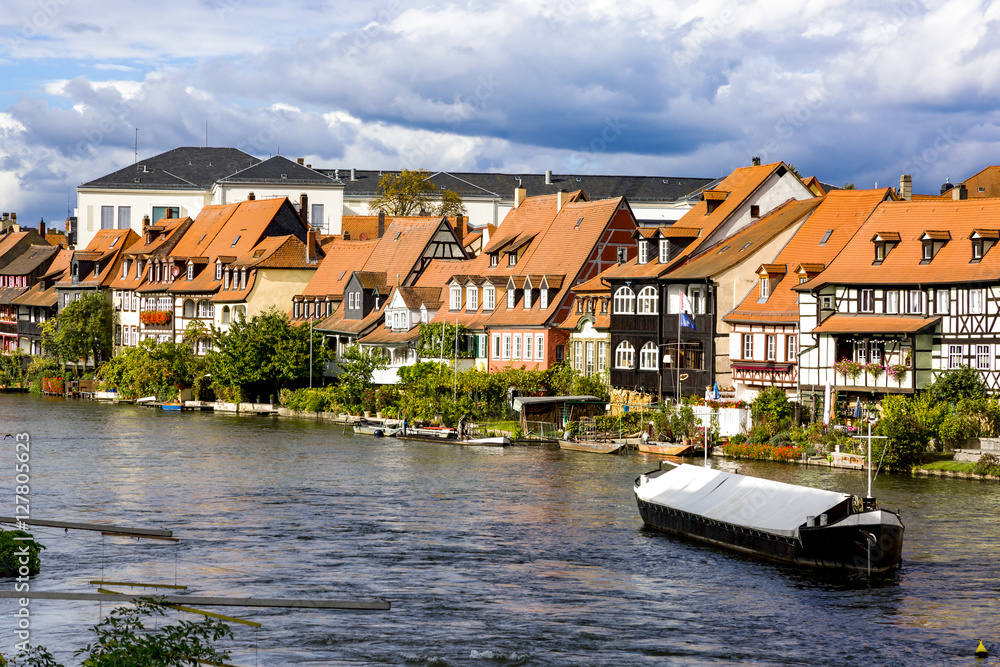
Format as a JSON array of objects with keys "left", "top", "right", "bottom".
[{"left": 0, "top": 394, "right": 998, "bottom": 665}]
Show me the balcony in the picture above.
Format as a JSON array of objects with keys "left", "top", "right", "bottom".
[
  {"left": 0, "top": 321, "right": 16, "bottom": 335},
  {"left": 17, "top": 321, "right": 42, "bottom": 337}
]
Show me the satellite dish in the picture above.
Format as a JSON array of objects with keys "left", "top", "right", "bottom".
[
  {"left": 171, "top": 265, "right": 180, "bottom": 277},
  {"left": 359, "top": 233, "right": 368, "bottom": 241}
]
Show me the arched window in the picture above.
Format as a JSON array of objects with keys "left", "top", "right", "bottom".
[
  {"left": 640, "top": 341, "right": 658, "bottom": 370},
  {"left": 613, "top": 286, "right": 635, "bottom": 314},
  {"left": 183, "top": 299, "right": 195, "bottom": 318},
  {"left": 222, "top": 305, "right": 231, "bottom": 324},
  {"left": 637, "top": 286, "right": 658, "bottom": 314},
  {"left": 615, "top": 341, "right": 635, "bottom": 369},
  {"left": 234, "top": 305, "right": 245, "bottom": 321}
]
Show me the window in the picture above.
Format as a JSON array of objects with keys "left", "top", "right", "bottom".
[
  {"left": 503, "top": 334, "right": 511, "bottom": 359},
  {"left": 820, "top": 229, "right": 833, "bottom": 245},
  {"left": 787, "top": 335, "right": 797, "bottom": 361},
  {"left": 467, "top": 286, "right": 478, "bottom": 310},
  {"left": 949, "top": 344, "right": 963, "bottom": 369},
  {"left": 555, "top": 345, "right": 564, "bottom": 362},
  {"left": 759, "top": 279, "right": 769, "bottom": 300},
  {"left": 613, "top": 286, "right": 635, "bottom": 314},
  {"left": 493, "top": 334, "right": 501, "bottom": 359},
  {"left": 936, "top": 289, "right": 949, "bottom": 314},
  {"left": 821, "top": 295, "right": 834, "bottom": 309},
  {"left": 922, "top": 242, "right": 933, "bottom": 261},
  {"left": 640, "top": 341, "right": 657, "bottom": 370},
  {"left": 742, "top": 334, "right": 753, "bottom": 359},
  {"left": 573, "top": 341, "right": 582, "bottom": 370},
  {"left": 507, "top": 288, "right": 515, "bottom": 309},
  {"left": 186, "top": 263, "right": 193, "bottom": 281},
  {"left": 450, "top": 285, "right": 462, "bottom": 310},
  {"left": 484, "top": 285, "right": 495, "bottom": 310},
  {"left": 973, "top": 240, "right": 984, "bottom": 260},
  {"left": 508, "top": 252, "right": 517, "bottom": 267},
  {"left": 750, "top": 205, "right": 760, "bottom": 218},
  {"left": 860, "top": 289, "right": 874, "bottom": 313},
  {"left": 231, "top": 235, "right": 241, "bottom": 248},
  {"left": 122, "top": 260, "right": 130, "bottom": 278},
  {"left": 637, "top": 286, "right": 657, "bottom": 314},
  {"left": 240, "top": 268, "right": 247, "bottom": 290},
  {"left": 540, "top": 288, "right": 548, "bottom": 309},
  {"left": 183, "top": 299, "right": 195, "bottom": 318},
  {"left": 615, "top": 341, "right": 635, "bottom": 369},
  {"left": 886, "top": 290, "right": 899, "bottom": 314},
  {"left": 689, "top": 287, "right": 705, "bottom": 314},
  {"left": 118, "top": 206, "right": 131, "bottom": 230},
  {"left": 489, "top": 253, "right": 498, "bottom": 267},
  {"left": 976, "top": 344, "right": 990, "bottom": 370},
  {"left": 152, "top": 206, "right": 179, "bottom": 222},
  {"left": 513, "top": 334, "right": 521, "bottom": 359},
  {"left": 311, "top": 203, "right": 324, "bottom": 228},
  {"left": 908, "top": 290, "right": 923, "bottom": 314},
  {"left": 101, "top": 206, "right": 114, "bottom": 229},
  {"left": 198, "top": 300, "right": 214, "bottom": 318},
  {"left": 215, "top": 263, "right": 222, "bottom": 280},
  {"left": 874, "top": 243, "right": 885, "bottom": 263},
  {"left": 224, "top": 269, "right": 231, "bottom": 290},
  {"left": 970, "top": 289, "right": 984, "bottom": 314},
  {"left": 638, "top": 240, "right": 648, "bottom": 264},
  {"left": 585, "top": 341, "right": 595, "bottom": 376},
  {"left": 659, "top": 239, "right": 669, "bottom": 263},
  {"left": 766, "top": 334, "right": 776, "bottom": 361},
  {"left": 348, "top": 291, "right": 360, "bottom": 310},
  {"left": 524, "top": 287, "right": 532, "bottom": 309},
  {"left": 524, "top": 334, "right": 533, "bottom": 361},
  {"left": 598, "top": 341, "right": 607, "bottom": 372},
  {"left": 536, "top": 334, "right": 544, "bottom": 361}
]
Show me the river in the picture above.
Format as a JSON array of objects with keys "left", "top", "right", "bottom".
[{"left": 0, "top": 394, "right": 998, "bottom": 665}]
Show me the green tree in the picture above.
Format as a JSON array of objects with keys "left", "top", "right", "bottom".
[
  {"left": 842, "top": 183, "right": 856, "bottom": 190},
  {"left": 98, "top": 339, "right": 203, "bottom": 400},
  {"left": 9, "top": 597, "right": 233, "bottom": 666},
  {"left": 544, "top": 363, "right": 609, "bottom": 402},
  {"left": 928, "top": 365, "right": 988, "bottom": 404},
  {"left": 415, "top": 322, "right": 474, "bottom": 359},
  {"left": 749, "top": 387, "right": 793, "bottom": 441},
  {"left": 206, "top": 307, "right": 324, "bottom": 395},
  {"left": 334, "top": 345, "right": 388, "bottom": 412},
  {"left": 875, "top": 394, "right": 931, "bottom": 472},
  {"left": 369, "top": 169, "right": 467, "bottom": 217},
  {"left": 42, "top": 292, "right": 113, "bottom": 375}
]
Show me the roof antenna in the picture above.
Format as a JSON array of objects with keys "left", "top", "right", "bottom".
[{"left": 134, "top": 128, "right": 138, "bottom": 164}]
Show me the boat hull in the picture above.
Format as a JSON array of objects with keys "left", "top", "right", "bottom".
[
  {"left": 635, "top": 494, "right": 904, "bottom": 573},
  {"left": 637, "top": 442, "right": 693, "bottom": 456},
  {"left": 559, "top": 439, "right": 624, "bottom": 454}
]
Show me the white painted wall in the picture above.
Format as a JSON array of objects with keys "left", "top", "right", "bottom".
[
  {"left": 76, "top": 188, "right": 212, "bottom": 250},
  {"left": 214, "top": 184, "right": 345, "bottom": 235}
]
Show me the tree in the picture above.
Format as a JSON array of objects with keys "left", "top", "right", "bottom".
[
  {"left": 334, "top": 344, "right": 388, "bottom": 411},
  {"left": 842, "top": 183, "right": 856, "bottom": 190},
  {"left": 369, "top": 169, "right": 467, "bottom": 217},
  {"left": 928, "top": 365, "right": 988, "bottom": 404},
  {"left": 42, "top": 292, "right": 113, "bottom": 375},
  {"left": 98, "top": 339, "right": 204, "bottom": 400},
  {"left": 206, "top": 307, "right": 324, "bottom": 396},
  {"left": 749, "top": 387, "right": 793, "bottom": 441},
  {"left": 9, "top": 597, "right": 234, "bottom": 666},
  {"left": 875, "top": 394, "right": 931, "bottom": 472}
]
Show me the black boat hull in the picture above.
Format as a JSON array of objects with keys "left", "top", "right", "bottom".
[{"left": 635, "top": 495, "right": 903, "bottom": 573}]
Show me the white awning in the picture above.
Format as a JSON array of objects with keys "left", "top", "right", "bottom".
[{"left": 636, "top": 464, "right": 849, "bottom": 538}]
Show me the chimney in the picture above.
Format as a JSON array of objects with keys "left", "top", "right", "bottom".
[
  {"left": 350, "top": 168, "right": 357, "bottom": 181},
  {"left": 454, "top": 214, "right": 465, "bottom": 244},
  {"left": 377, "top": 211, "right": 385, "bottom": 238},
  {"left": 514, "top": 187, "right": 526, "bottom": 209},
  {"left": 557, "top": 190, "right": 571, "bottom": 212},
  {"left": 545, "top": 170, "right": 553, "bottom": 185},
  {"left": 306, "top": 164, "right": 311, "bottom": 169},
  {"left": 11, "top": 213, "right": 15, "bottom": 224},
  {"left": 300, "top": 193, "right": 309, "bottom": 225},
  {"left": 751, "top": 156, "right": 761, "bottom": 166},
  {"left": 297, "top": 157, "right": 304, "bottom": 166},
  {"left": 39, "top": 219, "right": 46, "bottom": 236},
  {"left": 899, "top": 174, "right": 912, "bottom": 201},
  {"left": 306, "top": 228, "right": 319, "bottom": 264},
  {"left": 343, "top": 230, "right": 351, "bottom": 240},
  {"left": 248, "top": 192, "right": 255, "bottom": 201},
  {"left": 142, "top": 215, "right": 150, "bottom": 235},
  {"left": 953, "top": 183, "right": 968, "bottom": 200}
]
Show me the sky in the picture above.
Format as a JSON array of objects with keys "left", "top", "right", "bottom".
[{"left": 3, "top": 0, "right": 1000, "bottom": 229}]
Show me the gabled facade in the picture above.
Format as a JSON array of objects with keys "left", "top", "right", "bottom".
[
  {"left": 796, "top": 198, "right": 1000, "bottom": 405},
  {"left": 558, "top": 274, "right": 612, "bottom": 381},
  {"left": 56, "top": 228, "right": 140, "bottom": 312},
  {"left": 11, "top": 249, "right": 73, "bottom": 356},
  {"left": 0, "top": 243, "right": 59, "bottom": 354},
  {"left": 722, "top": 188, "right": 894, "bottom": 400}
]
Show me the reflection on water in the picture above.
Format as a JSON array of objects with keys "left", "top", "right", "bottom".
[{"left": 0, "top": 394, "right": 998, "bottom": 665}]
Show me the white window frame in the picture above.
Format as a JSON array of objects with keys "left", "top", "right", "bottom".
[
  {"left": 860, "top": 289, "right": 874, "bottom": 313},
  {"left": 536, "top": 334, "right": 544, "bottom": 361},
  {"left": 503, "top": 334, "right": 511, "bottom": 360},
  {"left": 513, "top": 334, "right": 522, "bottom": 359},
  {"left": 886, "top": 290, "right": 899, "bottom": 314},
  {"left": 493, "top": 333, "right": 501, "bottom": 359},
  {"left": 450, "top": 285, "right": 462, "bottom": 310},
  {"left": 639, "top": 341, "right": 657, "bottom": 370},
  {"left": 484, "top": 285, "right": 495, "bottom": 310},
  {"left": 466, "top": 285, "right": 478, "bottom": 310},
  {"left": 743, "top": 334, "right": 753, "bottom": 359},
  {"left": 186, "top": 263, "right": 194, "bottom": 281},
  {"left": 659, "top": 239, "right": 669, "bottom": 263},
  {"left": 524, "top": 287, "right": 532, "bottom": 309},
  {"left": 689, "top": 286, "right": 705, "bottom": 314},
  {"left": 948, "top": 344, "right": 963, "bottom": 369},
  {"left": 760, "top": 279, "right": 769, "bottom": 300},
  {"left": 598, "top": 341, "right": 607, "bottom": 372},
  {"left": 908, "top": 290, "right": 923, "bottom": 314},
  {"left": 976, "top": 344, "right": 990, "bottom": 370},
  {"left": 638, "top": 240, "right": 648, "bottom": 264},
  {"left": 615, "top": 341, "right": 635, "bottom": 369},
  {"left": 766, "top": 334, "right": 776, "bottom": 361},
  {"left": 970, "top": 288, "right": 984, "bottom": 314},
  {"left": 637, "top": 286, "right": 657, "bottom": 315},
  {"left": 508, "top": 289, "right": 515, "bottom": 309},
  {"left": 524, "top": 334, "right": 533, "bottom": 361},
  {"left": 573, "top": 341, "right": 582, "bottom": 370},
  {"left": 540, "top": 288, "right": 548, "bottom": 310},
  {"left": 613, "top": 286, "right": 635, "bottom": 314},
  {"left": 936, "top": 289, "right": 949, "bottom": 314}
]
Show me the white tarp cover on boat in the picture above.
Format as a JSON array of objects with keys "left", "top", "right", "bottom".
[{"left": 635, "top": 464, "right": 849, "bottom": 538}]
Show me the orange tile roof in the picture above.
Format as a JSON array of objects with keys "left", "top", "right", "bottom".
[
  {"left": 341, "top": 216, "right": 382, "bottom": 241},
  {"left": 212, "top": 271, "right": 256, "bottom": 303},
  {"left": 231, "top": 235, "right": 315, "bottom": 270},
  {"left": 723, "top": 188, "right": 891, "bottom": 325},
  {"left": 57, "top": 229, "right": 139, "bottom": 287},
  {"left": 812, "top": 314, "right": 938, "bottom": 334},
  {"left": 958, "top": 166, "right": 1000, "bottom": 198},
  {"left": 361, "top": 216, "right": 450, "bottom": 284},
  {"left": 299, "top": 239, "right": 379, "bottom": 299},
  {"left": 800, "top": 197, "right": 1000, "bottom": 288},
  {"left": 169, "top": 203, "right": 239, "bottom": 259}
]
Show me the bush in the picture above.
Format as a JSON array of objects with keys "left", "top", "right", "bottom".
[
  {"left": 929, "top": 365, "right": 988, "bottom": 404},
  {"left": 722, "top": 441, "right": 802, "bottom": 461},
  {"left": 875, "top": 394, "right": 931, "bottom": 473},
  {"left": 0, "top": 530, "right": 44, "bottom": 577},
  {"left": 938, "top": 413, "right": 974, "bottom": 449},
  {"left": 749, "top": 388, "right": 793, "bottom": 441},
  {"left": 973, "top": 453, "right": 1000, "bottom": 477}
]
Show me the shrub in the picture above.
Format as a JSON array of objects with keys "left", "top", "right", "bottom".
[
  {"left": 0, "top": 530, "right": 44, "bottom": 577},
  {"left": 973, "top": 453, "right": 1000, "bottom": 477},
  {"left": 722, "top": 441, "right": 802, "bottom": 461},
  {"left": 938, "top": 413, "right": 974, "bottom": 449},
  {"left": 929, "top": 365, "right": 988, "bottom": 404}
]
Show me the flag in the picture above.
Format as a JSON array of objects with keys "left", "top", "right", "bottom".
[
  {"left": 713, "top": 381, "right": 720, "bottom": 400},
  {"left": 853, "top": 397, "right": 862, "bottom": 419},
  {"left": 680, "top": 312, "right": 697, "bottom": 330},
  {"left": 679, "top": 290, "right": 692, "bottom": 314}
]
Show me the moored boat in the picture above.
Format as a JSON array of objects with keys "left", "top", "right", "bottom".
[
  {"left": 634, "top": 462, "right": 904, "bottom": 573},
  {"left": 460, "top": 436, "right": 511, "bottom": 446},
  {"left": 353, "top": 420, "right": 400, "bottom": 437},
  {"left": 636, "top": 442, "right": 693, "bottom": 457},
  {"left": 395, "top": 426, "right": 458, "bottom": 442},
  {"left": 558, "top": 439, "right": 625, "bottom": 454}
]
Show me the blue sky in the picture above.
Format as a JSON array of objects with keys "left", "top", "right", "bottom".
[{"left": 3, "top": 0, "right": 1000, "bottom": 229}]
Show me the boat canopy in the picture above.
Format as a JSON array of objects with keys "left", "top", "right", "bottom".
[{"left": 636, "top": 464, "right": 849, "bottom": 538}]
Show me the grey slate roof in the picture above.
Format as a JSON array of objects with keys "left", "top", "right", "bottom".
[
  {"left": 0, "top": 244, "right": 59, "bottom": 276},
  {"left": 217, "top": 155, "right": 341, "bottom": 186},
  {"left": 322, "top": 169, "right": 714, "bottom": 202},
  {"left": 79, "top": 147, "right": 259, "bottom": 190}
]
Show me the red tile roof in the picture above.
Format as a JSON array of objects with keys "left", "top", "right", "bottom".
[
  {"left": 299, "top": 239, "right": 378, "bottom": 299},
  {"left": 812, "top": 314, "right": 938, "bottom": 334}
]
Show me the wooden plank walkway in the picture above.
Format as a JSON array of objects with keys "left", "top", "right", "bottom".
[
  {"left": 0, "top": 516, "right": 173, "bottom": 537},
  {"left": 0, "top": 591, "right": 390, "bottom": 610}
]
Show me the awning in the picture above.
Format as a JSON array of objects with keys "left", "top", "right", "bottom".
[
  {"left": 730, "top": 361, "right": 793, "bottom": 372},
  {"left": 812, "top": 315, "right": 939, "bottom": 335}
]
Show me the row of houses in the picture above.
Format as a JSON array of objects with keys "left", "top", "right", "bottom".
[{"left": 6, "top": 152, "right": 1000, "bottom": 418}]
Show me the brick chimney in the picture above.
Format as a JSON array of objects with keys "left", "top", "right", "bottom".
[
  {"left": 953, "top": 183, "right": 968, "bottom": 200},
  {"left": 39, "top": 219, "right": 46, "bottom": 236},
  {"left": 248, "top": 192, "right": 255, "bottom": 201},
  {"left": 514, "top": 187, "right": 526, "bottom": 209},
  {"left": 751, "top": 156, "right": 761, "bottom": 166},
  {"left": 142, "top": 215, "right": 150, "bottom": 235},
  {"left": 557, "top": 190, "right": 571, "bottom": 212},
  {"left": 899, "top": 174, "right": 912, "bottom": 201},
  {"left": 299, "top": 194, "right": 309, "bottom": 227},
  {"left": 377, "top": 211, "right": 385, "bottom": 238},
  {"left": 454, "top": 214, "right": 465, "bottom": 244},
  {"left": 297, "top": 157, "right": 304, "bottom": 166},
  {"left": 306, "top": 227, "right": 318, "bottom": 264}
]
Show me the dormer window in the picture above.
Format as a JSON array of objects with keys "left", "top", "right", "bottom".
[
  {"left": 920, "top": 231, "right": 950, "bottom": 263},
  {"left": 122, "top": 260, "right": 130, "bottom": 278},
  {"left": 489, "top": 253, "right": 498, "bottom": 267},
  {"left": 921, "top": 242, "right": 932, "bottom": 261},
  {"left": 240, "top": 268, "right": 247, "bottom": 290},
  {"left": 874, "top": 243, "right": 885, "bottom": 262},
  {"left": 659, "top": 239, "right": 669, "bottom": 263},
  {"left": 973, "top": 240, "right": 984, "bottom": 260},
  {"left": 484, "top": 284, "right": 495, "bottom": 310},
  {"left": 638, "top": 240, "right": 648, "bottom": 264},
  {"left": 507, "top": 288, "right": 515, "bottom": 309},
  {"left": 136, "top": 260, "right": 143, "bottom": 278},
  {"left": 759, "top": 279, "right": 769, "bottom": 300},
  {"left": 508, "top": 252, "right": 517, "bottom": 267},
  {"left": 466, "top": 285, "right": 478, "bottom": 310},
  {"left": 871, "top": 232, "right": 900, "bottom": 265},
  {"left": 224, "top": 269, "right": 230, "bottom": 290},
  {"left": 186, "top": 263, "right": 193, "bottom": 281},
  {"left": 540, "top": 288, "right": 548, "bottom": 309},
  {"left": 524, "top": 287, "right": 532, "bottom": 309},
  {"left": 450, "top": 285, "right": 462, "bottom": 310},
  {"left": 970, "top": 230, "right": 998, "bottom": 263},
  {"left": 215, "top": 263, "right": 222, "bottom": 280}
]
